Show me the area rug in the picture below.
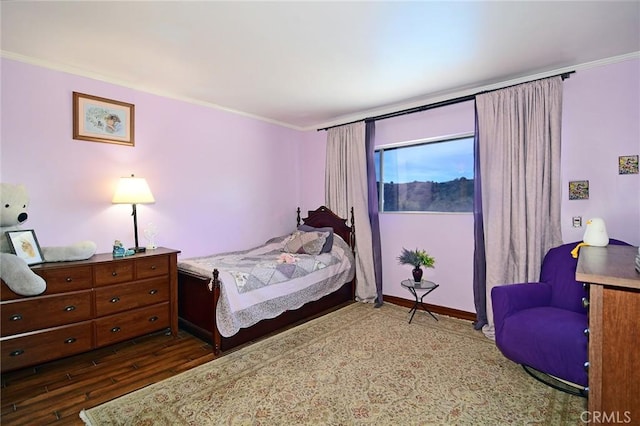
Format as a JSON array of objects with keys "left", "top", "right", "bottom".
[{"left": 80, "top": 303, "right": 586, "bottom": 425}]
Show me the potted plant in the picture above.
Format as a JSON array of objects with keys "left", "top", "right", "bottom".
[{"left": 397, "top": 247, "right": 435, "bottom": 282}]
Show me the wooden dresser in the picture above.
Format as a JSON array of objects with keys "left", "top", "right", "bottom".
[
  {"left": 0, "top": 247, "right": 180, "bottom": 373},
  {"left": 576, "top": 245, "right": 640, "bottom": 423}
]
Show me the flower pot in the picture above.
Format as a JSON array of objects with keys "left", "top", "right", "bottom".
[{"left": 412, "top": 267, "right": 423, "bottom": 282}]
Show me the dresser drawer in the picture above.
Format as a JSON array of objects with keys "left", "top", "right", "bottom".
[
  {"left": 35, "top": 266, "right": 93, "bottom": 294},
  {"left": 1, "top": 322, "right": 93, "bottom": 372},
  {"left": 94, "top": 277, "right": 169, "bottom": 317},
  {"left": 94, "top": 302, "right": 170, "bottom": 347},
  {"left": 94, "top": 259, "right": 134, "bottom": 286},
  {"left": 136, "top": 255, "right": 169, "bottom": 279},
  {"left": 0, "top": 290, "right": 93, "bottom": 337}
]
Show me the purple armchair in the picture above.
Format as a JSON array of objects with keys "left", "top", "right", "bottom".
[{"left": 491, "top": 239, "right": 629, "bottom": 392}]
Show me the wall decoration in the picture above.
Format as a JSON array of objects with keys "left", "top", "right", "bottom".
[
  {"left": 568, "top": 180, "right": 589, "bottom": 200},
  {"left": 73, "top": 92, "right": 135, "bottom": 146},
  {"left": 618, "top": 155, "right": 639, "bottom": 174},
  {"left": 6, "top": 229, "right": 45, "bottom": 265}
]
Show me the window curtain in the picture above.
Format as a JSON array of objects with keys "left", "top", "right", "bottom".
[
  {"left": 472, "top": 108, "right": 487, "bottom": 330},
  {"left": 365, "top": 121, "right": 384, "bottom": 307},
  {"left": 325, "top": 122, "right": 378, "bottom": 303},
  {"left": 475, "top": 77, "right": 564, "bottom": 338}
]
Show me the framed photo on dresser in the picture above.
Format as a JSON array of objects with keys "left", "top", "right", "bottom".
[{"left": 6, "top": 229, "right": 45, "bottom": 265}]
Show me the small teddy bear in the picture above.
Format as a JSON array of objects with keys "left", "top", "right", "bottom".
[
  {"left": 0, "top": 182, "right": 97, "bottom": 296},
  {"left": 276, "top": 252, "right": 297, "bottom": 264}
]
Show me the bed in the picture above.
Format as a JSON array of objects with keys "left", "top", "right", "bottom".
[{"left": 177, "top": 206, "right": 356, "bottom": 354}]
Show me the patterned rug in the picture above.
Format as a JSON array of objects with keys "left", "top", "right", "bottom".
[{"left": 80, "top": 303, "right": 586, "bottom": 425}]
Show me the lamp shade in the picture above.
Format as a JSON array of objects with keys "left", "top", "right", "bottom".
[{"left": 112, "top": 175, "right": 155, "bottom": 204}]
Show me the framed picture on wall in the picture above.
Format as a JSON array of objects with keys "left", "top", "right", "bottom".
[
  {"left": 619, "top": 155, "right": 639, "bottom": 174},
  {"left": 73, "top": 92, "right": 135, "bottom": 146},
  {"left": 568, "top": 180, "right": 589, "bottom": 200},
  {"left": 5, "top": 230, "right": 45, "bottom": 265}
]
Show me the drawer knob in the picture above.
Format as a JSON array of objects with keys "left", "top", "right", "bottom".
[
  {"left": 584, "top": 361, "right": 590, "bottom": 371},
  {"left": 111, "top": 271, "right": 118, "bottom": 277},
  {"left": 584, "top": 328, "right": 590, "bottom": 338},
  {"left": 110, "top": 297, "right": 120, "bottom": 303},
  {"left": 9, "top": 349, "right": 24, "bottom": 357},
  {"left": 111, "top": 326, "right": 121, "bottom": 333},
  {"left": 151, "top": 265, "right": 157, "bottom": 270},
  {"left": 66, "top": 277, "right": 73, "bottom": 283},
  {"left": 581, "top": 297, "right": 590, "bottom": 309},
  {"left": 64, "top": 337, "right": 77, "bottom": 344},
  {"left": 64, "top": 305, "right": 76, "bottom": 312},
  {"left": 149, "top": 316, "right": 159, "bottom": 322},
  {"left": 582, "top": 282, "right": 589, "bottom": 291},
  {"left": 149, "top": 289, "right": 158, "bottom": 295},
  {"left": 9, "top": 314, "right": 23, "bottom": 321}
]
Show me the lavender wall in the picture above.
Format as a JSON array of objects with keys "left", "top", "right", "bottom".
[
  {"left": 298, "top": 130, "right": 326, "bottom": 210},
  {"left": 561, "top": 59, "right": 640, "bottom": 245},
  {"left": 373, "top": 101, "right": 476, "bottom": 312},
  {"left": 0, "top": 58, "right": 304, "bottom": 259}
]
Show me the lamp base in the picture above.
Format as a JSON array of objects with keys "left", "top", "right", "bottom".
[{"left": 130, "top": 246, "right": 146, "bottom": 253}]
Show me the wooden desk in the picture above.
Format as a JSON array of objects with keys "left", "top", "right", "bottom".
[{"left": 576, "top": 245, "right": 640, "bottom": 423}]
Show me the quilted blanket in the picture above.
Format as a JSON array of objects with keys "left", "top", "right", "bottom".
[
  {"left": 177, "top": 233, "right": 355, "bottom": 337},
  {"left": 178, "top": 233, "right": 338, "bottom": 292},
  {"left": 196, "top": 248, "right": 337, "bottom": 294}
]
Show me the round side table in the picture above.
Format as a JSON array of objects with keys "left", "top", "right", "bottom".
[{"left": 401, "top": 279, "right": 439, "bottom": 323}]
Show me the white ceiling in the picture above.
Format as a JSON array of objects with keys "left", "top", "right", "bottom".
[{"left": 2, "top": 1, "right": 639, "bottom": 130}]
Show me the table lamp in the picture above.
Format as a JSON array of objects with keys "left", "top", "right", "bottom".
[{"left": 112, "top": 174, "right": 155, "bottom": 253}]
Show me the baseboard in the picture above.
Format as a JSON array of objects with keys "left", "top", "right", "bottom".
[{"left": 383, "top": 294, "right": 477, "bottom": 322}]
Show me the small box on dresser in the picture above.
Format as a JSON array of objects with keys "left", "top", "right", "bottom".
[{"left": 0, "top": 247, "right": 180, "bottom": 372}]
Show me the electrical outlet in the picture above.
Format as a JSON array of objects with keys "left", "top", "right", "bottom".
[{"left": 572, "top": 216, "right": 582, "bottom": 228}]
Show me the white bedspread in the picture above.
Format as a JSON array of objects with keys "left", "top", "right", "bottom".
[{"left": 178, "top": 234, "right": 355, "bottom": 337}]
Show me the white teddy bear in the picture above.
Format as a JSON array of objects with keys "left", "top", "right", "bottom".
[{"left": 0, "top": 183, "right": 97, "bottom": 296}]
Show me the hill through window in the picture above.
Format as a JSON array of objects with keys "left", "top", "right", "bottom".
[{"left": 375, "top": 135, "right": 474, "bottom": 212}]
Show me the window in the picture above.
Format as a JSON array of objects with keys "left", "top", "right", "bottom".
[{"left": 375, "top": 135, "right": 474, "bottom": 212}]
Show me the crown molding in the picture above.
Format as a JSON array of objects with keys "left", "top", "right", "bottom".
[
  {"left": 0, "top": 50, "right": 305, "bottom": 131},
  {"left": 3, "top": 50, "right": 638, "bottom": 132},
  {"left": 311, "top": 52, "right": 640, "bottom": 131}
]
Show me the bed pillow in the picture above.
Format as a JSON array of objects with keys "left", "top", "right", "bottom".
[
  {"left": 298, "top": 224, "right": 334, "bottom": 253},
  {"left": 283, "top": 230, "right": 328, "bottom": 255}
]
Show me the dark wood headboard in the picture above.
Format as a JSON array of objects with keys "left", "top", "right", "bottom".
[{"left": 296, "top": 206, "right": 355, "bottom": 251}]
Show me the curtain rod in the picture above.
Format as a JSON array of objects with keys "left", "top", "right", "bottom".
[{"left": 317, "top": 71, "right": 574, "bottom": 132}]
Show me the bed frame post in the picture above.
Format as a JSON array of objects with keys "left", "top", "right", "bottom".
[
  {"left": 296, "top": 207, "right": 301, "bottom": 227},
  {"left": 212, "top": 268, "right": 222, "bottom": 354}
]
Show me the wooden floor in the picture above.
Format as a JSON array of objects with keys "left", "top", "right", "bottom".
[{"left": 0, "top": 330, "right": 215, "bottom": 425}]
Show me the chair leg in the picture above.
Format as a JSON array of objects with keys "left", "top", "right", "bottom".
[{"left": 521, "top": 365, "right": 588, "bottom": 398}]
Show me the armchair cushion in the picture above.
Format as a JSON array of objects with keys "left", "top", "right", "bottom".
[
  {"left": 539, "top": 243, "right": 583, "bottom": 313},
  {"left": 491, "top": 282, "right": 551, "bottom": 343},
  {"left": 499, "top": 306, "right": 588, "bottom": 386}
]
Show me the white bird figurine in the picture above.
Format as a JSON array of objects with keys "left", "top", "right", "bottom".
[{"left": 571, "top": 217, "right": 609, "bottom": 258}]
